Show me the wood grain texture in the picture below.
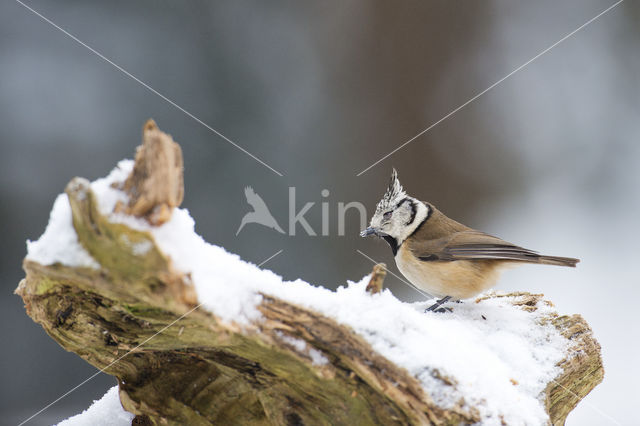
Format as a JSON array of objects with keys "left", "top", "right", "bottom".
[
  {"left": 15, "top": 122, "right": 603, "bottom": 425},
  {"left": 120, "top": 119, "right": 184, "bottom": 225}
]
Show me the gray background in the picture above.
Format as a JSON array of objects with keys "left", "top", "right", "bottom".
[{"left": 1, "top": 0, "right": 637, "bottom": 424}]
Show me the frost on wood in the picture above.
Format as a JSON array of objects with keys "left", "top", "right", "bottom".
[{"left": 16, "top": 121, "right": 603, "bottom": 426}]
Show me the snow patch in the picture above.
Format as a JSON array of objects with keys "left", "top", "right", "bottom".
[
  {"left": 276, "top": 330, "right": 308, "bottom": 353},
  {"left": 309, "top": 347, "right": 329, "bottom": 366},
  {"left": 275, "top": 330, "right": 329, "bottom": 366},
  {"left": 26, "top": 193, "right": 100, "bottom": 269},
  {"left": 120, "top": 234, "right": 153, "bottom": 256},
  {"left": 57, "top": 386, "right": 134, "bottom": 426}
]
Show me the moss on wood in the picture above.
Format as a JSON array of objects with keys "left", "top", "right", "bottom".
[{"left": 15, "top": 122, "right": 603, "bottom": 425}]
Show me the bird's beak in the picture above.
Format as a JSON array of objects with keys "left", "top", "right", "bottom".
[{"left": 360, "top": 227, "right": 377, "bottom": 237}]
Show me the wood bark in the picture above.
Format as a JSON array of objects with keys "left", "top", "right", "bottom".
[{"left": 16, "top": 122, "right": 603, "bottom": 425}]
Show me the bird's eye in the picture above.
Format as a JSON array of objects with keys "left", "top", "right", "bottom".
[{"left": 383, "top": 211, "right": 392, "bottom": 220}]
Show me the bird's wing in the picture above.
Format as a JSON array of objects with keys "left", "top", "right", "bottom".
[
  {"left": 243, "top": 186, "right": 284, "bottom": 233},
  {"left": 408, "top": 231, "right": 542, "bottom": 262},
  {"left": 244, "top": 186, "right": 269, "bottom": 212}
]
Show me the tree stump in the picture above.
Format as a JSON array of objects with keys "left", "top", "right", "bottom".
[{"left": 16, "top": 121, "right": 603, "bottom": 425}]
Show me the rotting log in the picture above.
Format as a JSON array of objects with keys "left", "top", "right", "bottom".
[{"left": 16, "top": 121, "right": 603, "bottom": 425}]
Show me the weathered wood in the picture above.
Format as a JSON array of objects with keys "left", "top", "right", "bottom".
[
  {"left": 15, "top": 121, "right": 603, "bottom": 425},
  {"left": 365, "top": 263, "right": 386, "bottom": 294},
  {"left": 119, "top": 119, "right": 184, "bottom": 226},
  {"left": 475, "top": 293, "right": 605, "bottom": 425}
]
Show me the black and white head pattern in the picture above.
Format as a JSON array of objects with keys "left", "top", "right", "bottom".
[
  {"left": 375, "top": 169, "right": 407, "bottom": 215},
  {"left": 369, "top": 169, "right": 429, "bottom": 246}
]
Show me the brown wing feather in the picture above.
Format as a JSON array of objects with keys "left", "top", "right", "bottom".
[{"left": 409, "top": 231, "right": 578, "bottom": 267}]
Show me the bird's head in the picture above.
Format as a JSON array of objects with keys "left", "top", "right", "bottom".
[{"left": 360, "top": 169, "right": 429, "bottom": 246}]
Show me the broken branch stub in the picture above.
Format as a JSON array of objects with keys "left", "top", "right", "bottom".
[
  {"left": 365, "top": 263, "right": 386, "bottom": 294},
  {"left": 120, "top": 119, "right": 184, "bottom": 226}
]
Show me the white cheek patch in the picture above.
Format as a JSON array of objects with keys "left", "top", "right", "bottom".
[{"left": 395, "top": 200, "right": 429, "bottom": 245}]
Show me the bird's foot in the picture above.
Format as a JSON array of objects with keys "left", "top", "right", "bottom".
[{"left": 425, "top": 296, "right": 452, "bottom": 313}]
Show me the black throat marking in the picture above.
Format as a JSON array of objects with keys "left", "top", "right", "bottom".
[{"left": 382, "top": 235, "right": 399, "bottom": 256}]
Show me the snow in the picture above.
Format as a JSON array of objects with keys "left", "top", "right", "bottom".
[
  {"left": 36, "top": 161, "right": 570, "bottom": 425},
  {"left": 57, "top": 386, "right": 134, "bottom": 426},
  {"left": 276, "top": 330, "right": 329, "bottom": 366},
  {"left": 308, "top": 347, "right": 329, "bottom": 366},
  {"left": 26, "top": 193, "right": 100, "bottom": 269},
  {"left": 279, "top": 281, "right": 566, "bottom": 424}
]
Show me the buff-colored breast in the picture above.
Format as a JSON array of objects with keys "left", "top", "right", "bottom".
[{"left": 395, "top": 244, "right": 504, "bottom": 300}]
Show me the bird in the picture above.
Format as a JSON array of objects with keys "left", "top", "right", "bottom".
[
  {"left": 236, "top": 186, "right": 285, "bottom": 235},
  {"left": 360, "top": 169, "right": 579, "bottom": 312}
]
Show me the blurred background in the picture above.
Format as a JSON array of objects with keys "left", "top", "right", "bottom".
[{"left": 1, "top": 0, "right": 637, "bottom": 424}]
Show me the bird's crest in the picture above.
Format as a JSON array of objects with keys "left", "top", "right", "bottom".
[{"left": 376, "top": 169, "right": 407, "bottom": 213}]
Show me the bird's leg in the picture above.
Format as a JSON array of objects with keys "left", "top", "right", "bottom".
[{"left": 425, "top": 296, "right": 452, "bottom": 313}]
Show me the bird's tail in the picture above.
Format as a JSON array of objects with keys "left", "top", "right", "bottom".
[{"left": 536, "top": 255, "right": 579, "bottom": 267}]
